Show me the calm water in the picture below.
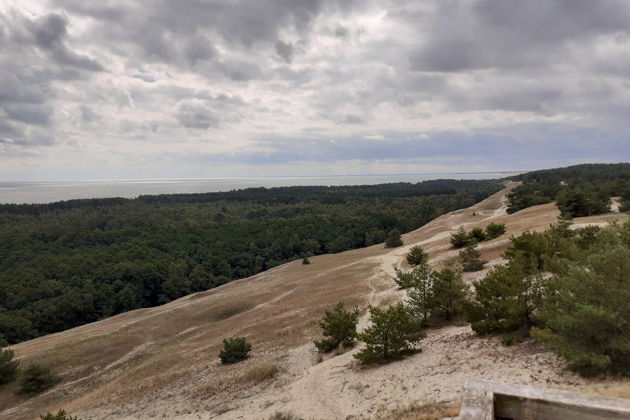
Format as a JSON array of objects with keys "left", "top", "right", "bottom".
[{"left": 0, "top": 173, "right": 519, "bottom": 204}]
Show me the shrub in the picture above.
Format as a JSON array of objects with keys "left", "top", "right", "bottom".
[
  {"left": 219, "top": 337, "right": 252, "bottom": 364},
  {"left": 19, "top": 364, "right": 60, "bottom": 394},
  {"left": 40, "top": 410, "right": 84, "bottom": 420},
  {"left": 302, "top": 256, "right": 310, "bottom": 265},
  {"left": 469, "top": 227, "right": 486, "bottom": 242},
  {"left": 0, "top": 347, "right": 19, "bottom": 384},
  {"left": 485, "top": 223, "right": 506, "bottom": 239},
  {"left": 314, "top": 302, "right": 359, "bottom": 352},
  {"left": 406, "top": 245, "right": 428, "bottom": 267},
  {"left": 450, "top": 226, "right": 471, "bottom": 249},
  {"left": 354, "top": 304, "right": 425, "bottom": 364},
  {"left": 459, "top": 243, "right": 486, "bottom": 272},
  {"left": 384, "top": 229, "right": 403, "bottom": 248}
]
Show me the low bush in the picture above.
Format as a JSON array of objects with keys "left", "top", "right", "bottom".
[
  {"left": 19, "top": 364, "right": 60, "bottom": 395},
  {"left": 219, "top": 337, "right": 251, "bottom": 364},
  {"left": 485, "top": 222, "right": 506, "bottom": 239}
]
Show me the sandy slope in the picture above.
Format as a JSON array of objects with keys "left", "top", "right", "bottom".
[{"left": 1, "top": 184, "right": 628, "bottom": 420}]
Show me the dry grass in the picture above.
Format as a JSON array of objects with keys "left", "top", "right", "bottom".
[
  {"left": 376, "top": 402, "right": 460, "bottom": 420},
  {"left": 240, "top": 363, "right": 279, "bottom": 384}
]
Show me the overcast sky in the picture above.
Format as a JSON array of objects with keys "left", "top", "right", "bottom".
[{"left": 1, "top": 0, "right": 630, "bottom": 181}]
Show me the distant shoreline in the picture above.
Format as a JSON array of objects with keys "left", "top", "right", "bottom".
[{"left": 0, "top": 172, "right": 520, "bottom": 205}]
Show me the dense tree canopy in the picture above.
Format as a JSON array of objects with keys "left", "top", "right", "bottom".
[
  {"left": 0, "top": 180, "right": 501, "bottom": 344},
  {"left": 507, "top": 163, "right": 630, "bottom": 216},
  {"left": 467, "top": 219, "right": 630, "bottom": 377}
]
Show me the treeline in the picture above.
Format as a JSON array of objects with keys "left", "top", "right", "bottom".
[
  {"left": 0, "top": 179, "right": 501, "bottom": 344},
  {"left": 506, "top": 163, "right": 630, "bottom": 216}
]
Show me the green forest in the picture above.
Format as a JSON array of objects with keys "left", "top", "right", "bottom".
[
  {"left": 507, "top": 163, "right": 630, "bottom": 216},
  {"left": 0, "top": 179, "right": 501, "bottom": 344}
]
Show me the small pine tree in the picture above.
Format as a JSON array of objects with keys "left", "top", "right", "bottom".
[
  {"left": 431, "top": 262, "right": 467, "bottom": 322},
  {"left": 485, "top": 223, "right": 506, "bottom": 239},
  {"left": 219, "top": 337, "right": 252, "bottom": 364},
  {"left": 0, "top": 347, "right": 19, "bottom": 384},
  {"left": 469, "top": 227, "right": 486, "bottom": 242},
  {"left": 302, "top": 256, "right": 311, "bottom": 265},
  {"left": 465, "top": 261, "right": 544, "bottom": 335},
  {"left": 450, "top": 226, "right": 471, "bottom": 248},
  {"left": 354, "top": 304, "right": 425, "bottom": 364},
  {"left": 314, "top": 302, "right": 359, "bottom": 352},
  {"left": 384, "top": 229, "right": 403, "bottom": 248},
  {"left": 406, "top": 245, "right": 428, "bottom": 267},
  {"left": 19, "top": 364, "right": 60, "bottom": 395},
  {"left": 460, "top": 243, "right": 486, "bottom": 272},
  {"left": 405, "top": 263, "right": 435, "bottom": 326}
]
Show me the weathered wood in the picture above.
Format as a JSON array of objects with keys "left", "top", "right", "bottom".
[{"left": 451, "top": 379, "right": 630, "bottom": 420}]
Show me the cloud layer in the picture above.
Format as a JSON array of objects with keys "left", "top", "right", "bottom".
[{"left": 1, "top": 0, "right": 630, "bottom": 180}]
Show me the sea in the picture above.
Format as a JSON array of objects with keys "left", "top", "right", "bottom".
[{"left": 0, "top": 172, "right": 519, "bottom": 205}]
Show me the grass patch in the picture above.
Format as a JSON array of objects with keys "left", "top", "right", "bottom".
[
  {"left": 240, "top": 363, "right": 279, "bottom": 384},
  {"left": 377, "top": 402, "right": 460, "bottom": 420}
]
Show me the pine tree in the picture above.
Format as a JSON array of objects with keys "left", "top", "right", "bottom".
[
  {"left": 384, "top": 229, "right": 403, "bottom": 248},
  {"left": 405, "top": 262, "right": 434, "bottom": 326},
  {"left": 314, "top": 302, "right": 359, "bottom": 352},
  {"left": 450, "top": 226, "right": 471, "bottom": 248},
  {"left": 354, "top": 304, "right": 425, "bottom": 364},
  {"left": 485, "top": 223, "right": 506, "bottom": 239},
  {"left": 431, "top": 262, "right": 467, "bottom": 322},
  {"left": 460, "top": 243, "right": 486, "bottom": 272},
  {"left": 406, "top": 245, "right": 428, "bottom": 267},
  {"left": 465, "top": 260, "right": 544, "bottom": 335},
  {"left": 533, "top": 246, "right": 630, "bottom": 376}
]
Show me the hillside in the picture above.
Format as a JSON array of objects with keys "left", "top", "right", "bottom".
[{"left": 2, "top": 183, "right": 629, "bottom": 420}]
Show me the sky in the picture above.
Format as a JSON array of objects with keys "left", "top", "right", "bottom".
[{"left": 1, "top": 0, "right": 630, "bottom": 181}]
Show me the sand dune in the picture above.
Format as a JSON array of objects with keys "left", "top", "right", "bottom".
[{"left": 2, "top": 184, "right": 628, "bottom": 420}]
